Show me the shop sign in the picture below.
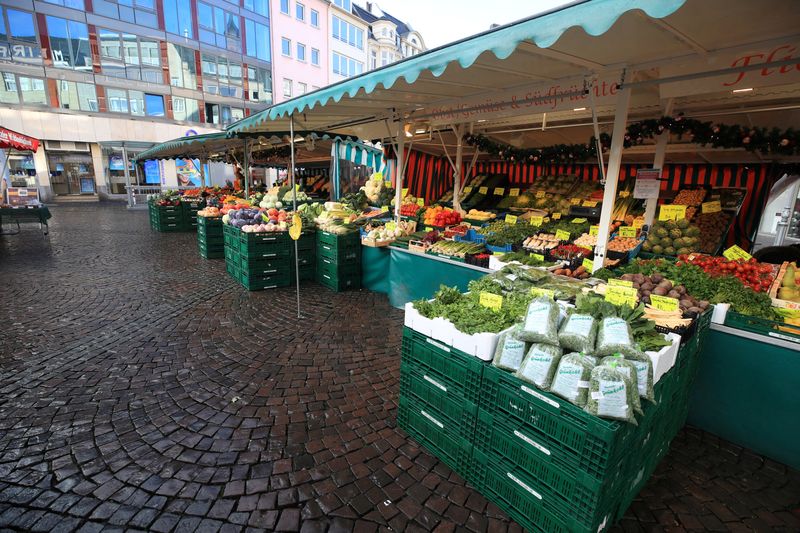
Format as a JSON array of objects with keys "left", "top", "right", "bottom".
[
  {"left": 7, "top": 187, "right": 39, "bottom": 206},
  {"left": 633, "top": 168, "right": 661, "bottom": 199},
  {"left": 0, "top": 42, "right": 42, "bottom": 62},
  {"left": 660, "top": 40, "right": 800, "bottom": 98}
]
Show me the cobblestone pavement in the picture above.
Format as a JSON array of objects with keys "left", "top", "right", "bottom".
[{"left": 0, "top": 204, "right": 798, "bottom": 533}]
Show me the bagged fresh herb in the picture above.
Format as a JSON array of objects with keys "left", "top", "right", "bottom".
[
  {"left": 516, "top": 343, "right": 563, "bottom": 390},
  {"left": 595, "top": 317, "right": 635, "bottom": 356},
  {"left": 586, "top": 362, "right": 638, "bottom": 425},
  {"left": 600, "top": 355, "right": 642, "bottom": 416},
  {"left": 520, "top": 297, "right": 560, "bottom": 345},
  {"left": 622, "top": 350, "right": 655, "bottom": 403},
  {"left": 492, "top": 326, "right": 529, "bottom": 372},
  {"left": 558, "top": 313, "right": 597, "bottom": 352},
  {"left": 550, "top": 352, "right": 594, "bottom": 407}
]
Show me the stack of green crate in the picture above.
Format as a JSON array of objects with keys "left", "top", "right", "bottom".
[
  {"left": 181, "top": 199, "right": 203, "bottom": 231},
  {"left": 289, "top": 230, "right": 316, "bottom": 283},
  {"left": 316, "top": 230, "right": 361, "bottom": 291},
  {"left": 224, "top": 224, "right": 291, "bottom": 290},
  {"left": 197, "top": 215, "right": 224, "bottom": 259},
  {"left": 397, "top": 318, "right": 707, "bottom": 532},
  {"left": 150, "top": 203, "right": 184, "bottom": 232}
]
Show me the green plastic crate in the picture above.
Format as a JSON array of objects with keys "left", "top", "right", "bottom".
[
  {"left": 297, "top": 231, "right": 316, "bottom": 251},
  {"left": 237, "top": 270, "right": 291, "bottom": 291},
  {"left": 400, "top": 363, "right": 478, "bottom": 440},
  {"left": 397, "top": 395, "right": 473, "bottom": 478},
  {"left": 400, "top": 327, "right": 484, "bottom": 405},
  {"left": 317, "top": 256, "right": 360, "bottom": 279},
  {"left": 198, "top": 244, "right": 224, "bottom": 259},
  {"left": 317, "top": 241, "right": 361, "bottom": 264},
  {"left": 316, "top": 229, "right": 359, "bottom": 247},
  {"left": 317, "top": 270, "right": 361, "bottom": 291},
  {"left": 239, "top": 255, "right": 290, "bottom": 276},
  {"left": 224, "top": 243, "right": 240, "bottom": 261}
]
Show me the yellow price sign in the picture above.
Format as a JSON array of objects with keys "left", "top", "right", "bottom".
[
  {"left": 659, "top": 205, "right": 687, "bottom": 221},
  {"left": 582, "top": 258, "right": 594, "bottom": 271},
  {"left": 572, "top": 218, "right": 587, "bottom": 224},
  {"left": 509, "top": 188, "right": 520, "bottom": 197},
  {"left": 605, "top": 286, "right": 638, "bottom": 307},
  {"left": 570, "top": 198, "right": 582, "bottom": 205},
  {"left": 494, "top": 187, "right": 505, "bottom": 196},
  {"left": 381, "top": 205, "right": 389, "bottom": 212},
  {"left": 650, "top": 295, "right": 680, "bottom": 312},
  {"left": 619, "top": 191, "right": 630, "bottom": 198},
  {"left": 583, "top": 200, "right": 599, "bottom": 207},
  {"left": 552, "top": 212, "right": 562, "bottom": 220},
  {"left": 531, "top": 253, "right": 545, "bottom": 262},
  {"left": 702, "top": 200, "right": 722, "bottom": 214},
  {"left": 608, "top": 279, "right": 633, "bottom": 287},
  {"left": 633, "top": 219, "right": 645, "bottom": 229},
  {"left": 372, "top": 172, "right": 383, "bottom": 181},
  {"left": 385, "top": 221, "right": 397, "bottom": 231},
  {"left": 479, "top": 186, "right": 489, "bottom": 195},
  {"left": 289, "top": 214, "right": 302, "bottom": 240},
  {"left": 530, "top": 216, "right": 544, "bottom": 227},
  {"left": 402, "top": 188, "right": 409, "bottom": 198},
  {"left": 619, "top": 226, "right": 637, "bottom": 238},
  {"left": 463, "top": 186, "right": 473, "bottom": 194},
  {"left": 589, "top": 225, "right": 599, "bottom": 236},
  {"left": 530, "top": 287, "right": 555, "bottom": 299},
  {"left": 479, "top": 292, "right": 503, "bottom": 311},
  {"left": 417, "top": 198, "right": 425, "bottom": 207},
  {"left": 723, "top": 245, "right": 753, "bottom": 261},
  {"left": 535, "top": 190, "right": 546, "bottom": 199},
  {"left": 505, "top": 214, "right": 518, "bottom": 224},
  {"left": 555, "top": 229, "right": 570, "bottom": 241}
]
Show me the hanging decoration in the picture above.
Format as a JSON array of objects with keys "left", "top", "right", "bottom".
[{"left": 465, "top": 114, "right": 800, "bottom": 163}]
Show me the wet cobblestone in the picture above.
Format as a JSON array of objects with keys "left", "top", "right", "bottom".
[{"left": 0, "top": 204, "right": 798, "bottom": 532}]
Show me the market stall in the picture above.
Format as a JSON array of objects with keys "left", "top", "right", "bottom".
[{"left": 0, "top": 127, "right": 50, "bottom": 235}]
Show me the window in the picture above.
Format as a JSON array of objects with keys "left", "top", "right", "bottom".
[
  {"left": 332, "top": 16, "right": 363, "bottom": 50},
  {"left": 381, "top": 50, "right": 388, "bottom": 66},
  {"left": 310, "top": 9, "right": 319, "bottom": 28},
  {"left": 201, "top": 54, "right": 243, "bottom": 98},
  {"left": 57, "top": 80, "right": 98, "bottom": 111},
  {"left": 172, "top": 96, "right": 200, "bottom": 122},
  {"left": 107, "top": 88, "right": 129, "bottom": 113},
  {"left": 333, "top": 0, "right": 351, "bottom": 11},
  {"left": 145, "top": 93, "right": 165, "bottom": 116},
  {"left": 281, "top": 37, "right": 291, "bottom": 56},
  {"left": 163, "top": 0, "right": 193, "bottom": 38},
  {"left": 244, "top": 19, "right": 271, "bottom": 62},
  {"left": 167, "top": 43, "right": 197, "bottom": 89},
  {"left": 98, "top": 28, "right": 161, "bottom": 83},
  {"left": 243, "top": 0, "right": 268, "bottom": 17},
  {"left": 295, "top": 3, "right": 305, "bottom": 21},
  {"left": 19, "top": 76, "right": 46, "bottom": 105},
  {"left": 129, "top": 90, "right": 144, "bottom": 115},
  {"left": 0, "top": 73, "right": 19, "bottom": 104},
  {"left": 247, "top": 66, "right": 272, "bottom": 104},
  {"left": 283, "top": 78, "right": 292, "bottom": 98},
  {"left": 311, "top": 48, "right": 320, "bottom": 66},
  {"left": 198, "top": 2, "right": 241, "bottom": 52},
  {"left": 297, "top": 43, "right": 306, "bottom": 62},
  {"left": 91, "top": 0, "right": 158, "bottom": 28},
  {"left": 280, "top": 0, "right": 289, "bottom": 14},
  {"left": 298, "top": 82, "right": 306, "bottom": 95},
  {"left": 332, "top": 52, "right": 362, "bottom": 78},
  {"left": 3, "top": 9, "right": 38, "bottom": 45},
  {"left": 41, "top": 0, "right": 85, "bottom": 9},
  {"left": 46, "top": 16, "right": 92, "bottom": 71},
  {"left": 371, "top": 50, "right": 377, "bottom": 69}
]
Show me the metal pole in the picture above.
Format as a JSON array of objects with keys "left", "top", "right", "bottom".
[
  {"left": 645, "top": 98, "right": 674, "bottom": 226},
  {"left": 133, "top": 160, "right": 142, "bottom": 207},
  {"left": 592, "top": 84, "right": 631, "bottom": 273},
  {"left": 452, "top": 124, "right": 464, "bottom": 213},
  {"left": 290, "top": 115, "right": 301, "bottom": 319},
  {"left": 0, "top": 151, "right": 10, "bottom": 204},
  {"left": 199, "top": 158, "right": 207, "bottom": 188},
  {"left": 394, "top": 117, "right": 405, "bottom": 222},
  {"left": 589, "top": 83, "right": 606, "bottom": 184},
  {"left": 243, "top": 140, "right": 250, "bottom": 197}
]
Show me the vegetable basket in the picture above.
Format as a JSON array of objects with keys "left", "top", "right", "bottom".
[{"left": 454, "top": 229, "right": 487, "bottom": 244}]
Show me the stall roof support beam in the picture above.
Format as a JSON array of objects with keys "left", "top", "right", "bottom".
[
  {"left": 290, "top": 115, "right": 301, "bottom": 319},
  {"left": 592, "top": 83, "right": 631, "bottom": 273},
  {"left": 645, "top": 98, "right": 674, "bottom": 226},
  {"left": 393, "top": 117, "right": 406, "bottom": 222}
]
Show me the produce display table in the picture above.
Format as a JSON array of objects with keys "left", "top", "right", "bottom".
[
  {"left": 688, "top": 323, "right": 800, "bottom": 470},
  {"left": 0, "top": 206, "right": 51, "bottom": 235}
]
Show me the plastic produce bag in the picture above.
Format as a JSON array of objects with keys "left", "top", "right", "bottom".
[
  {"left": 600, "top": 355, "right": 642, "bottom": 416},
  {"left": 595, "top": 317, "right": 635, "bottom": 356},
  {"left": 492, "top": 326, "right": 529, "bottom": 372},
  {"left": 586, "top": 363, "right": 638, "bottom": 425},
  {"left": 520, "top": 297, "right": 560, "bottom": 345},
  {"left": 622, "top": 350, "right": 655, "bottom": 403},
  {"left": 516, "top": 343, "right": 563, "bottom": 390},
  {"left": 558, "top": 313, "right": 597, "bottom": 352},
  {"left": 550, "top": 352, "right": 594, "bottom": 407}
]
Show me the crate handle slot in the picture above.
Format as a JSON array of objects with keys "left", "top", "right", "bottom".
[
  {"left": 420, "top": 409, "right": 444, "bottom": 429},
  {"left": 521, "top": 385, "right": 560, "bottom": 409},
  {"left": 323, "top": 274, "right": 331, "bottom": 280},
  {"left": 506, "top": 472, "right": 542, "bottom": 500},
  {"left": 424, "top": 338, "right": 451, "bottom": 352},
  {"left": 423, "top": 374, "right": 447, "bottom": 392},
  {"left": 513, "top": 429, "right": 551, "bottom": 456}
]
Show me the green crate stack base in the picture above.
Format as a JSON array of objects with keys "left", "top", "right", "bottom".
[
  {"left": 150, "top": 205, "right": 186, "bottom": 232},
  {"left": 315, "top": 230, "right": 361, "bottom": 291},
  {"left": 182, "top": 201, "right": 203, "bottom": 231},
  {"left": 197, "top": 216, "right": 224, "bottom": 259},
  {"left": 223, "top": 225, "right": 292, "bottom": 290},
  {"left": 290, "top": 231, "right": 317, "bottom": 283}
]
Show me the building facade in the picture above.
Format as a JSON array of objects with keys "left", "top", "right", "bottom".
[
  {"left": 0, "top": 0, "right": 274, "bottom": 201},
  {"left": 326, "top": 0, "right": 367, "bottom": 83},
  {"left": 352, "top": 2, "right": 425, "bottom": 71}
]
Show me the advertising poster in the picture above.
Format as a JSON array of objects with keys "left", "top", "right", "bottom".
[
  {"left": 176, "top": 158, "right": 202, "bottom": 187},
  {"left": 143, "top": 160, "right": 161, "bottom": 184}
]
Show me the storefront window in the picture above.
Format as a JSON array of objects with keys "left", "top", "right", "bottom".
[
  {"left": 6, "top": 151, "right": 37, "bottom": 187},
  {"left": 48, "top": 152, "right": 95, "bottom": 195}
]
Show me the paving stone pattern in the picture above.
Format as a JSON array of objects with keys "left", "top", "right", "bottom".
[{"left": 0, "top": 204, "right": 798, "bottom": 533}]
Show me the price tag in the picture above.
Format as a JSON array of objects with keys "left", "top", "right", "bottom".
[
  {"left": 650, "top": 295, "right": 680, "bottom": 312},
  {"left": 619, "top": 226, "right": 637, "bottom": 238},
  {"left": 531, "top": 253, "right": 545, "bottom": 262},
  {"left": 605, "top": 286, "right": 638, "bottom": 307},
  {"left": 381, "top": 206, "right": 389, "bottom": 212},
  {"left": 505, "top": 214, "right": 518, "bottom": 224},
  {"left": 633, "top": 219, "right": 645, "bottom": 230},
  {"left": 509, "top": 188, "right": 520, "bottom": 197},
  {"left": 535, "top": 190, "right": 546, "bottom": 199},
  {"left": 494, "top": 187, "right": 505, "bottom": 196},
  {"left": 571, "top": 218, "right": 587, "bottom": 224},
  {"left": 589, "top": 225, "right": 599, "bottom": 236},
  {"left": 723, "top": 245, "right": 753, "bottom": 261},
  {"left": 702, "top": 200, "right": 722, "bottom": 214},
  {"left": 479, "top": 292, "right": 503, "bottom": 311},
  {"left": 372, "top": 172, "right": 383, "bottom": 182},
  {"left": 570, "top": 198, "right": 581, "bottom": 205},
  {"left": 463, "top": 186, "right": 473, "bottom": 194},
  {"left": 417, "top": 198, "right": 425, "bottom": 206},
  {"left": 530, "top": 216, "right": 544, "bottom": 227},
  {"left": 425, "top": 226, "right": 433, "bottom": 232},
  {"left": 555, "top": 229, "right": 570, "bottom": 241},
  {"left": 402, "top": 188, "right": 409, "bottom": 198},
  {"left": 479, "top": 186, "right": 488, "bottom": 195},
  {"left": 658, "top": 205, "right": 687, "bottom": 221},
  {"left": 385, "top": 221, "right": 397, "bottom": 231},
  {"left": 619, "top": 191, "right": 630, "bottom": 198},
  {"left": 552, "top": 212, "right": 561, "bottom": 220},
  {"left": 583, "top": 200, "right": 598, "bottom": 207},
  {"left": 582, "top": 258, "right": 594, "bottom": 271},
  {"left": 608, "top": 279, "right": 634, "bottom": 287},
  {"left": 530, "top": 287, "right": 555, "bottom": 299}
]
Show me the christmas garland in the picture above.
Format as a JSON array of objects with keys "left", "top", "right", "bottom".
[{"left": 464, "top": 114, "right": 800, "bottom": 163}]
